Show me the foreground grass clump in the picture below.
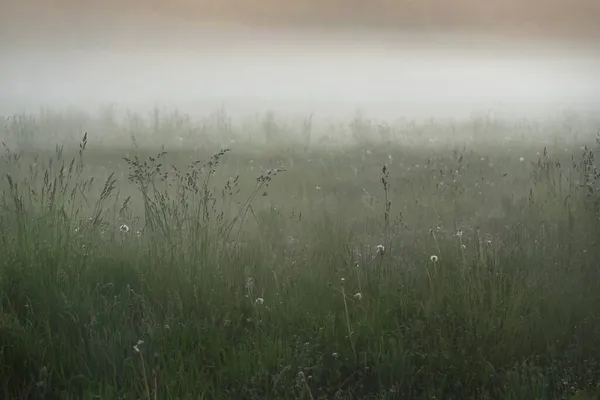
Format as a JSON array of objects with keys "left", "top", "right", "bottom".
[{"left": 1, "top": 112, "right": 600, "bottom": 399}]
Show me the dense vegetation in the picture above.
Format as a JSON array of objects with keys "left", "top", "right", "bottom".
[{"left": 1, "top": 110, "right": 599, "bottom": 399}]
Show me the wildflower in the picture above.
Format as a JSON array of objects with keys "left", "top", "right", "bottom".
[
  {"left": 430, "top": 255, "right": 439, "bottom": 263},
  {"left": 133, "top": 339, "right": 143, "bottom": 353},
  {"left": 340, "top": 277, "right": 345, "bottom": 283},
  {"left": 461, "top": 244, "right": 467, "bottom": 250},
  {"left": 316, "top": 186, "right": 321, "bottom": 190},
  {"left": 354, "top": 261, "right": 360, "bottom": 268},
  {"left": 456, "top": 230, "right": 463, "bottom": 237},
  {"left": 119, "top": 224, "right": 130, "bottom": 233},
  {"left": 354, "top": 292, "right": 362, "bottom": 301},
  {"left": 376, "top": 244, "right": 385, "bottom": 255},
  {"left": 519, "top": 157, "right": 525, "bottom": 162},
  {"left": 332, "top": 352, "right": 339, "bottom": 359},
  {"left": 255, "top": 297, "right": 264, "bottom": 305}
]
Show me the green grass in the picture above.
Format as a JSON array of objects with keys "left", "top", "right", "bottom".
[{"left": 1, "top": 109, "right": 600, "bottom": 399}]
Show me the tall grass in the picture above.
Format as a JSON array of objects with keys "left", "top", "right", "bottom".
[{"left": 1, "top": 110, "right": 600, "bottom": 399}]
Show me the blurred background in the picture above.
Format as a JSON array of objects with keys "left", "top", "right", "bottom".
[{"left": 1, "top": 0, "right": 599, "bottom": 120}]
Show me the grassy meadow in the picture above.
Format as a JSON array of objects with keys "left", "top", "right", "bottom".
[{"left": 1, "top": 108, "right": 600, "bottom": 399}]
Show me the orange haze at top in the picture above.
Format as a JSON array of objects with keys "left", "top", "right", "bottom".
[{"left": 2, "top": 0, "right": 600, "bottom": 42}]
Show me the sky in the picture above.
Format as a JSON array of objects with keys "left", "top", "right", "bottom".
[
  {"left": 2, "top": 0, "right": 600, "bottom": 42},
  {"left": 1, "top": 0, "right": 599, "bottom": 120}
]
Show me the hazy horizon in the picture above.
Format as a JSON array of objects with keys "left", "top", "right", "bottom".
[{"left": 1, "top": 4, "right": 599, "bottom": 121}]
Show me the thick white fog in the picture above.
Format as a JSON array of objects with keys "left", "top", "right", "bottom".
[{"left": 1, "top": 21, "right": 599, "bottom": 121}]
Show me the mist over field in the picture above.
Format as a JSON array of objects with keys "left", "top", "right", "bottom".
[
  {"left": 1, "top": 8, "right": 600, "bottom": 122},
  {"left": 2, "top": 4, "right": 600, "bottom": 400}
]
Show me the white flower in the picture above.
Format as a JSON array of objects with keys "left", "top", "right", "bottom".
[
  {"left": 461, "top": 244, "right": 467, "bottom": 250},
  {"left": 119, "top": 224, "right": 130, "bottom": 233},
  {"left": 332, "top": 352, "right": 339, "bottom": 359},
  {"left": 430, "top": 255, "right": 439, "bottom": 263},
  {"left": 316, "top": 186, "right": 321, "bottom": 190},
  {"left": 354, "top": 292, "right": 362, "bottom": 301},
  {"left": 340, "top": 277, "right": 345, "bottom": 283},
  {"left": 456, "top": 230, "right": 463, "bottom": 237},
  {"left": 133, "top": 339, "right": 143, "bottom": 353},
  {"left": 376, "top": 244, "right": 385, "bottom": 255},
  {"left": 519, "top": 157, "right": 525, "bottom": 162},
  {"left": 255, "top": 297, "right": 264, "bottom": 305}
]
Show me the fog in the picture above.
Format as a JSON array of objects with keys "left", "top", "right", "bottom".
[{"left": 1, "top": 19, "right": 600, "bottom": 122}]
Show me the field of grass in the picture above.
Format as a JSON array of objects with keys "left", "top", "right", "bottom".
[{"left": 1, "top": 108, "right": 600, "bottom": 399}]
